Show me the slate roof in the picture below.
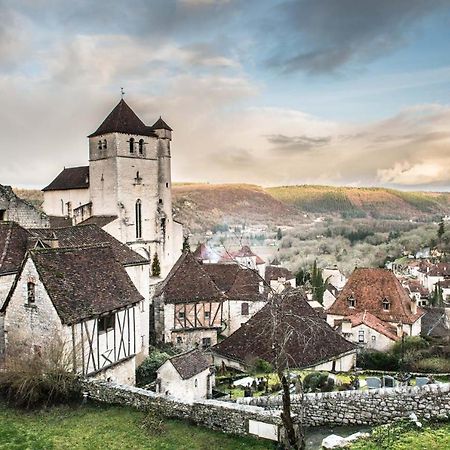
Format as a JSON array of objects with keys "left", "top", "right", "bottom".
[
  {"left": 88, "top": 99, "right": 158, "bottom": 138},
  {"left": 327, "top": 268, "right": 423, "bottom": 324},
  {"left": 0, "top": 222, "right": 30, "bottom": 275},
  {"left": 265, "top": 265, "right": 294, "bottom": 283},
  {"left": 421, "top": 307, "right": 449, "bottom": 338},
  {"left": 29, "top": 224, "right": 148, "bottom": 266},
  {"left": 167, "top": 349, "right": 210, "bottom": 380},
  {"left": 344, "top": 311, "right": 400, "bottom": 341},
  {"left": 152, "top": 116, "right": 173, "bottom": 131},
  {"left": 155, "top": 252, "right": 225, "bottom": 304},
  {"left": 42, "top": 166, "right": 89, "bottom": 191},
  {"left": 14, "top": 246, "right": 143, "bottom": 324},
  {"left": 48, "top": 216, "right": 73, "bottom": 228},
  {"left": 78, "top": 215, "right": 118, "bottom": 228},
  {"left": 212, "top": 288, "right": 356, "bottom": 369}
]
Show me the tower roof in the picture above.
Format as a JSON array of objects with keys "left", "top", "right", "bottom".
[
  {"left": 88, "top": 99, "right": 157, "bottom": 138},
  {"left": 151, "top": 116, "right": 173, "bottom": 131}
]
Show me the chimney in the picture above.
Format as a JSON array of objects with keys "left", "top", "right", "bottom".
[
  {"left": 411, "top": 297, "right": 417, "bottom": 315},
  {"left": 341, "top": 319, "right": 352, "bottom": 334},
  {"left": 396, "top": 322, "right": 403, "bottom": 337}
]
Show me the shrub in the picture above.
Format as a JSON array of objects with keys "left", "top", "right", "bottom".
[
  {"left": 136, "top": 350, "right": 171, "bottom": 386},
  {"left": 357, "top": 350, "right": 399, "bottom": 371},
  {"left": 391, "top": 336, "right": 429, "bottom": 356},
  {"left": 0, "top": 336, "right": 80, "bottom": 408},
  {"left": 411, "top": 357, "right": 450, "bottom": 373},
  {"left": 249, "top": 358, "right": 273, "bottom": 374},
  {"left": 303, "top": 372, "right": 335, "bottom": 393}
]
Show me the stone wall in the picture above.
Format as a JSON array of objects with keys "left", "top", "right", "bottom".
[
  {"left": 238, "top": 383, "right": 450, "bottom": 426},
  {"left": 82, "top": 380, "right": 280, "bottom": 437}
]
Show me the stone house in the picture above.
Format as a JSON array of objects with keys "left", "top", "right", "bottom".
[
  {"left": 0, "top": 185, "right": 49, "bottom": 228},
  {"left": 1, "top": 245, "right": 144, "bottom": 384},
  {"left": 212, "top": 288, "right": 357, "bottom": 372},
  {"left": 156, "top": 349, "right": 214, "bottom": 402},
  {"left": 42, "top": 99, "right": 183, "bottom": 277},
  {"left": 326, "top": 268, "right": 424, "bottom": 342}
]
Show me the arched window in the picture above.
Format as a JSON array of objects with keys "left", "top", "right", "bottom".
[
  {"left": 98, "top": 140, "right": 102, "bottom": 149},
  {"left": 103, "top": 139, "right": 107, "bottom": 149},
  {"left": 129, "top": 137, "right": 135, "bottom": 154},
  {"left": 138, "top": 139, "right": 144, "bottom": 154},
  {"left": 135, "top": 199, "right": 142, "bottom": 239}
]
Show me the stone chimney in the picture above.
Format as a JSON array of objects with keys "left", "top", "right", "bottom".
[
  {"left": 411, "top": 297, "right": 417, "bottom": 315},
  {"left": 396, "top": 322, "right": 403, "bottom": 338}
]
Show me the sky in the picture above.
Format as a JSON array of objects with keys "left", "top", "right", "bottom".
[{"left": 0, "top": 0, "right": 450, "bottom": 190}]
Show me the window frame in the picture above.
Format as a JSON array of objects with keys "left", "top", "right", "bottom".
[{"left": 98, "top": 314, "right": 115, "bottom": 334}]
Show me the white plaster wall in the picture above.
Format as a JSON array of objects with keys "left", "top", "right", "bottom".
[
  {"left": 43, "top": 188, "right": 90, "bottom": 217},
  {"left": 92, "top": 356, "right": 136, "bottom": 385},
  {"left": 157, "top": 361, "right": 211, "bottom": 402},
  {"left": 350, "top": 323, "right": 395, "bottom": 352},
  {"left": 323, "top": 290, "right": 336, "bottom": 310},
  {"left": 326, "top": 314, "right": 344, "bottom": 327},
  {"left": 224, "top": 300, "right": 267, "bottom": 336},
  {"left": 0, "top": 274, "right": 15, "bottom": 309},
  {"left": 323, "top": 268, "right": 346, "bottom": 290},
  {"left": 311, "top": 351, "right": 356, "bottom": 372}
]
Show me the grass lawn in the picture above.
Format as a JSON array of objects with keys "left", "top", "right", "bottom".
[
  {"left": 350, "top": 421, "right": 450, "bottom": 450},
  {"left": 0, "top": 402, "right": 274, "bottom": 450}
]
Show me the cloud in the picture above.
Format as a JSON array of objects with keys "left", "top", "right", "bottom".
[
  {"left": 265, "top": 134, "right": 331, "bottom": 152},
  {"left": 264, "top": 0, "right": 450, "bottom": 74}
]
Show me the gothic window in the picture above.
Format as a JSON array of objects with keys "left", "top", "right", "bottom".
[
  {"left": 135, "top": 199, "right": 142, "bottom": 239},
  {"left": 348, "top": 295, "right": 356, "bottom": 308},
  {"left": 382, "top": 298, "right": 390, "bottom": 311},
  {"left": 358, "top": 329, "right": 365, "bottom": 343},
  {"left": 241, "top": 302, "right": 249, "bottom": 316},
  {"left": 102, "top": 139, "right": 107, "bottom": 149},
  {"left": 135, "top": 171, "right": 142, "bottom": 185},
  {"left": 129, "top": 137, "right": 135, "bottom": 154},
  {"left": 138, "top": 139, "right": 144, "bottom": 154},
  {"left": 98, "top": 140, "right": 102, "bottom": 149},
  {"left": 27, "top": 282, "right": 35, "bottom": 304},
  {"left": 98, "top": 314, "right": 115, "bottom": 333}
]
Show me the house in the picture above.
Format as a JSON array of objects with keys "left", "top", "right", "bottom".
[
  {"left": 264, "top": 264, "right": 296, "bottom": 293},
  {"left": 322, "top": 266, "right": 347, "bottom": 290},
  {"left": 420, "top": 307, "right": 450, "bottom": 341},
  {"left": 418, "top": 262, "right": 450, "bottom": 292},
  {"left": 156, "top": 349, "right": 214, "bottom": 402},
  {"left": 211, "top": 288, "right": 357, "bottom": 372},
  {"left": 402, "top": 279, "right": 430, "bottom": 307},
  {"left": 220, "top": 245, "right": 266, "bottom": 278},
  {"left": 0, "top": 185, "right": 49, "bottom": 228},
  {"left": 335, "top": 311, "right": 401, "bottom": 351},
  {"left": 42, "top": 99, "right": 183, "bottom": 277},
  {"left": 1, "top": 246, "right": 144, "bottom": 385},
  {"left": 323, "top": 283, "right": 340, "bottom": 309},
  {"left": 327, "top": 268, "right": 424, "bottom": 341},
  {"left": 193, "top": 242, "right": 220, "bottom": 264},
  {"left": 153, "top": 252, "right": 226, "bottom": 349}
]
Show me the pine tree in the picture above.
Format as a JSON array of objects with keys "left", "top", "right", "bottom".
[
  {"left": 151, "top": 253, "right": 161, "bottom": 277},
  {"left": 310, "top": 260, "right": 329, "bottom": 304},
  {"left": 182, "top": 235, "right": 190, "bottom": 253}
]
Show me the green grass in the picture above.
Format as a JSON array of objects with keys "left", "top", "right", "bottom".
[
  {"left": 0, "top": 403, "right": 274, "bottom": 450},
  {"left": 350, "top": 421, "right": 450, "bottom": 450}
]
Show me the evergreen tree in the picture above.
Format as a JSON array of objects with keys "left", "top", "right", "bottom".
[
  {"left": 276, "top": 228, "right": 282, "bottom": 240},
  {"left": 295, "top": 268, "right": 310, "bottom": 286},
  {"left": 310, "top": 260, "right": 329, "bottom": 304},
  {"left": 151, "top": 253, "right": 161, "bottom": 277},
  {"left": 182, "top": 235, "right": 190, "bottom": 253},
  {"left": 431, "top": 282, "right": 443, "bottom": 307},
  {"left": 438, "top": 220, "right": 445, "bottom": 241}
]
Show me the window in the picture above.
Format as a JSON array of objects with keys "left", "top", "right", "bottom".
[
  {"left": 159, "top": 198, "right": 163, "bottom": 204},
  {"left": 66, "top": 201, "right": 72, "bottom": 217},
  {"left": 202, "top": 337, "right": 211, "bottom": 349},
  {"left": 358, "top": 330, "right": 365, "bottom": 343},
  {"left": 98, "top": 140, "right": 102, "bottom": 149},
  {"left": 165, "top": 182, "right": 169, "bottom": 188},
  {"left": 241, "top": 302, "right": 249, "bottom": 316},
  {"left": 0, "top": 209, "right": 5, "bottom": 221},
  {"left": 204, "top": 311, "right": 210, "bottom": 321},
  {"left": 98, "top": 314, "right": 115, "bottom": 333},
  {"left": 371, "top": 335, "right": 376, "bottom": 341},
  {"left": 102, "top": 139, "right": 107, "bottom": 149},
  {"left": 27, "top": 282, "right": 35, "bottom": 304},
  {"left": 135, "top": 199, "right": 142, "bottom": 239},
  {"left": 178, "top": 311, "right": 185, "bottom": 319},
  {"left": 194, "top": 379, "right": 198, "bottom": 388},
  {"left": 176, "top": 336, "right": 183, "bottom": 344},
  {"left": 129, "top": 137, "right": 135, "bottom": 153},
  {"left": 160, "top": 218, "right": 166, "bottom": 238},
  {"left": 348, "top": 295, "right": 356, "bottom": 308},
  {"left": 138, "top": 139, "right": 144, "bottom": 154},
  {"left": 382, "top": 298, "right": 390, "bottom": 311}
]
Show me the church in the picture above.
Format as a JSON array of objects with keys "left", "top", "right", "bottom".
[{"left": 42, "top": 99, "right": 183, "bottom": 277}]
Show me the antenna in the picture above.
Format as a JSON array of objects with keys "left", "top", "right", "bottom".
[{"left": 120, "top": 87, "right": 125, "bottom": 99}]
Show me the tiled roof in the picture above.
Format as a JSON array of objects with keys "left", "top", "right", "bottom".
[
  {"left": 0, "top": 222, "right": 30, "bottom": 275},
  {"left": 420, "top": 307, "right": 449, "bottom": 338},
  {"left": 88, "top": 99, "right": 158, "bottom": 138},
  {"left": 42, "top": 166, "right": 89, "bottom": 191},
  {"left": 48, "top": 216, "right": 73, "bottom": 228},
  {"left": 327, "top": 268, "right": 423, "bottom": 324},
  {"left": 25, "top": 246, "right": 143, "bottom": 324},
  {"left": 265, "top": 265, "right": 294, "bottom": 282},
  {"left": 156, "top": 252, "right": 225, "bottom": 304},
  {"left": 427, "top": 263, "right": 450, "bottom": 277},
  {"left": 203, "top": 263, "right": 240, "bottom": 292},
  {"left": 345, "top": 311, "right": 400, "bottom": 341},
  {"left": 151, "top": 116, "right": 173, "bottom": 132},
  {"left": 29, "top": 224, "right": 148, "bottom": 266},
  {"left": 78, "top": 215, "right": 118, "bottom": 228},
  {"left": 212, "top": 288, "right": 356, "bottom": 369},
  {"left": 232, "top": 245, "right": 265, "bottom": 265},
  {"left": 167, "top": 349, "right": 210, "bottom": 380},
  {"left": 403, "top": 279, "right": 429, "bottom": 297}
]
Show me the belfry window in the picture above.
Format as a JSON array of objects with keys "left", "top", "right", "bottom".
[
  {"left": 129, "top": 137, "right": 135, "bottom": 154},
  {"left": 135, "top": 199, "right": 142, "bottom": 239},
  {"left": 98, "top": 140, "right": 102, "bottom": 150},
  {"left": 102, "top": 139, "right": 107, "bottom": 149},
  {"left": 138, "top": 139, "right": 144, "bottom": 154}
]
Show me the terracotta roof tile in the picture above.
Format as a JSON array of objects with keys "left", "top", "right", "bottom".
[
  {"left": 345, "top": 311, "right": 400, "bottom": 341},
  {"left": 327, "top": 268, "right": 423, "bottom": 324}
]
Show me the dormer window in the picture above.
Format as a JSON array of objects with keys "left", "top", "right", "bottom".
[
  {"left": 348, "top": 295, "right": 356, "bottom": 308},
  {"left": 382, "top": 298, "right": 390, "bottom": 311},
  {"left": 102, "top": 139, "right": 107, "bottom": 149},
  {"left": 138, "top": 139, "right": 144, "bottom": 155},
  {"left": 129, "top": 137, "right": 135, "bottom": 154}
]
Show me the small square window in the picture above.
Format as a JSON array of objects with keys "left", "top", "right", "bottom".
[
  {"left": 176, "top": 336, "right": 183, "bottom": 344},
  {"left": 178, "top": 311, "right": 185, "bottom": 319},
  {"left": 202, "top": 337, "right": 211, "bottom": 349},
  {"left": 98, "top": 314, "right": 115, "bottom": 333},
  {"left": 204, "top": 311, "right": 210, "bottom": 320}
]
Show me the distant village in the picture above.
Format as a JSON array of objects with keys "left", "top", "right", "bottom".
[{"left": 0, "top": 100, "right": 449, "bottom": 445}]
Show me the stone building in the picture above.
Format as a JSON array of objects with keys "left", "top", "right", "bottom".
[
  {"left": 42, "top": 99, "right": 183, "bottom": 277},
  {"left": 326, "top": 268, "right": 424, "bottom": 346},
  {"left": 1, "top": 246, "right": 144, "bottom": 384},
  {"left": 0, "top": 185, "right": 49, "bottom": 228},
  {"left": 156, "top": 349, "right": 214, "bottom": 402}
]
